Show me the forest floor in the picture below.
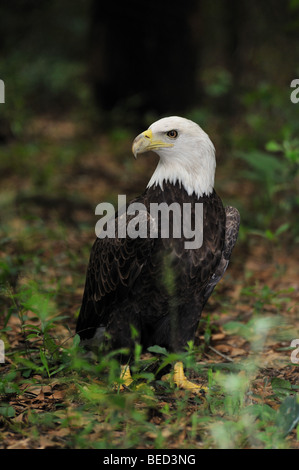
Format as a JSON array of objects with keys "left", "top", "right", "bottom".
[{"left": 0, "top": 117, "right": 298, "bottom": 449}]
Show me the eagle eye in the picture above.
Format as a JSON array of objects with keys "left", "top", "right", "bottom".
[{"left": 166, "top": 130, "right": 178, "bottom": 139}]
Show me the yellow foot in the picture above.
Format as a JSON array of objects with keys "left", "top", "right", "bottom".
[
  {"left": 114, "top": 364, "right": 134, "bottom": 391},
  {"left": 162, "top": 361, "right": 207, "bottom": 395},
  {"left": 113, "top": 366, "right": 154, "bottom": 394}
]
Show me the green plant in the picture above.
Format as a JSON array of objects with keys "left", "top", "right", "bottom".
[{"left": 237, "top": 136, "right": 299, "bottom": 238}]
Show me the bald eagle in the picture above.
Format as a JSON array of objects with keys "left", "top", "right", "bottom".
[{"left": 76, "top": 116, "right": 240, "bottom": 392}]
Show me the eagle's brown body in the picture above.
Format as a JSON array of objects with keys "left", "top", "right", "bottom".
[{"left": 76, "top": 182, "right": 239, "bottom": 359}]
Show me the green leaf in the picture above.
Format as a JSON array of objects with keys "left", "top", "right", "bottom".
[
  {"left": 26, "top": 333, "right": 40, "bottom": 340},
  {"left": 246, "top": 403, "right": 276, "bottom": 422},
  {"left": 275, "top": 395, "right": 299, "bottom": 436},
  {"left": 223, "top": 321, "right": 250, "bottom": 339},
  {"left": 73, "top": 333, "right": 81, "bottom": 347},
  {"left": 275, "top": 223, "right": 290, "bottom": 237},
  {"left": 39, "top": 349, "right": 50, "bottom": 377},
  {"left": 265, "top": 229, "right": 274, "bottom": 240},
  {"left": 271, "top": 377, "right": 292, "bottom": 398},
  {"left": 147, "top": 345, "right": 168, "bottom": 356},
  {"left": 22, "top": 369, "right": 32, "bottom": 378},
  {"left": 0, "top": 405, "right": 15, "bottom": 418},
  {"left": 266, "top": 141, "right": 282, "bottom": 152}
]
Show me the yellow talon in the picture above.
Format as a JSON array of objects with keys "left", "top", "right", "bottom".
[
  {"left": 115, "top": 362, "right": 206, "bottom": 395},
  {"left": 120, "top": 364, "right": 134, "bottom": 388},
  {"left": 162, "top": 361, "right": 207, "bottom": 395},
  {"left": 114, "top": 366, "right": 154, "bottom": 394},
  {"left": 114, "top": 364, "right": 134, "bottom": 391}
]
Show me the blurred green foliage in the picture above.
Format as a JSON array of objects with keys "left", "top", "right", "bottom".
[
  {"left": 1, "top": 274, "right": 297, "bottom": 448},
  {"left": 0, "top": 0, "right": 94, "bottom": 135}
]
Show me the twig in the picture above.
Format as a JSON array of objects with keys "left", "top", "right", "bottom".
[{"left": 208, "top": 345, "right": 234, "bottom": 362}]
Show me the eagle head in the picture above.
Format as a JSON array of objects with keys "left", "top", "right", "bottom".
[{"left": 132, "top": 116, "right": 216, "bottom": 198}]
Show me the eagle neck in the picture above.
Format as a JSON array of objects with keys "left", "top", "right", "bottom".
[{"left": 147, "top": 154, "right": 215, "bottom": 198}]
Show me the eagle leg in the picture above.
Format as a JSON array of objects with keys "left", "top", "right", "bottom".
[{"left": 162, "top": 361, "right": 207, "bottom": 395}]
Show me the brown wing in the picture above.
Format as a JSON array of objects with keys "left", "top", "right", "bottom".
[
  {"left": 223, "top": 206, "right": 240, "bottom": 260},
  {"left": 76, "top": 211, "right": 155, "bottom": 340},
  {"left": 202, "top": 205, "right": 240, "bottom": 304},
  {"left": 165, "top": 188, "right": 227, "bottom": 287}
]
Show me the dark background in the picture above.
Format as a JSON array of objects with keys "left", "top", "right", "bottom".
[
  {"left": 1, "top": 0, "right": 299, "bottom": 129},
  {"left": 1, "top": 0, "right": 299, "bottom": 236}
]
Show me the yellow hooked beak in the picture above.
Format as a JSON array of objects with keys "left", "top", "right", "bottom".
[{"left": 132, "top": 129, "right": 174, "bottom": 159}]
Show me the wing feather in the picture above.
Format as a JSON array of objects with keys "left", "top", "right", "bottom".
[
  {"left": 202, "top": 205, "right": 240, "bottom": 304},
  {"left": 76, "top": 211, "right": 155, "bottom": 339}
]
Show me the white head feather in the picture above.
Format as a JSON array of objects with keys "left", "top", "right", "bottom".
[{"left": 145, "top": 116, "right": 216, "bottom": 198}]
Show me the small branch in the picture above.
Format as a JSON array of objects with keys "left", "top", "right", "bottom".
[{"left": 208, "top": 345, "right": 234, "bottom": 362}]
